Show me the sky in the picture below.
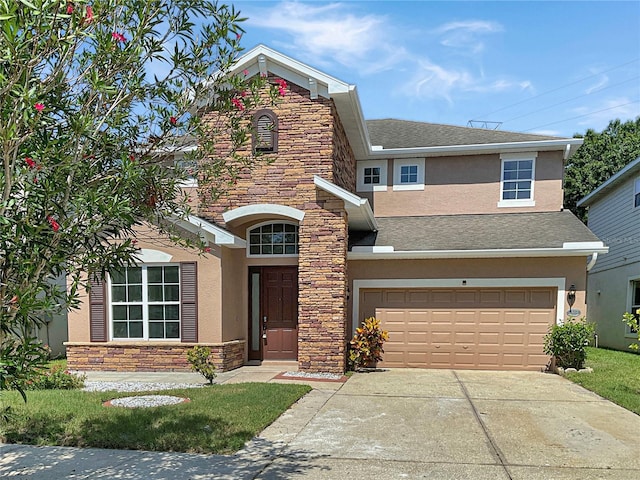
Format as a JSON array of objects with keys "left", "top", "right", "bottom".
[{"left": 231, "top": 0, "right": 640, "bottom": 138}]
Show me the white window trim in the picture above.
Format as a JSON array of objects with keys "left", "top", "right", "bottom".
[
  {"left": 357, "top": 160, "right": 388, "bottom": 192},
  {"left": 393, "top": 158, "right": 425, "bottom": 191},
  {"left": 498, "top": 152, "right": 536, "bottom": 208},
  {"left": 174, "top": 153, "right": 198, "bottom": 188},
  {"left": 634, "top": 177, "right": 640, "bottom": 208},
  {"left": 351, "top": 277, "right": 566, "bottom": 335},
  {"left": 624, "top": 274, "right": 640, "bottom": 337},
  {"left": 246, "top": 220, "right": 299, "bottom": 258},
  {"left": 109, "top": 263, "right": 182, "bottom": 342}
]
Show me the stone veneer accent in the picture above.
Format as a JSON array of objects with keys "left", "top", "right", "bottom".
[
  {"left": 65, "top": 340, "right": 245, "bottom": 372},
  {"left": 200, "top": 77, "right": 355, "bottom": 373}
]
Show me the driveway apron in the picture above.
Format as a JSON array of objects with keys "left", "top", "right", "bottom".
[{"left": 257, "top": 369, "right": 640, "bottom": 479}]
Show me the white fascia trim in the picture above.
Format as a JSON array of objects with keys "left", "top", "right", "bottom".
[
  {"left": 347, "top": 244, "right": 608, "bottom": 260},
  {"left": 578, "top": 155, "right": 640, "bottom": 207},
  {"left": 313, "top": 175, "right": 378, "bottom": 231},
  {"left": 366, "top": 138, "right": 584, "bottom": 159},
  {"left": 170, "top": 214, "right": 245, "bottom": 248},
  {"left": 223, "top": 204, "right": 305, "bottom": 223},
  {"left": 351, "top": 246, "right": 395, "bottom": 253},
  {"left": 352, "top": 277, "right": 567, "bottom": 334}
]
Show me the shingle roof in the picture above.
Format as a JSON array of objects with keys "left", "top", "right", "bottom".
[
  {"left": 366, "top": 119, "right": 564, "bottom": 149},
  {"left": 349, "top": 211, "right": 600, "bottom": 251}
]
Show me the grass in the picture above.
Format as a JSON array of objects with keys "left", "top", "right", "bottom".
[
  {"left": 564, "top": 347, "right": 640, "bottom": 415},
  {"left": 0, "top": 382, "right": 310, "bottom": 454}
]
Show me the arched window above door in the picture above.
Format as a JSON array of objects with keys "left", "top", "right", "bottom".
[{"left": 248, "top": 222, "right": 298, "bottom": 256}]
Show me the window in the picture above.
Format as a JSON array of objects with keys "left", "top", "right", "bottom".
[
  {"left": 498, "top": 153, "right": 536, "bottom": 207},
  {"left": 253, "top": 109, "right": 278, "bottom": 153},
  {"left": 110, "top": 265, "right": 180, "bottom": 340},
  {"left": 393, "top": 158, "right": 425, "bottom": 191},
  {"left": 627, "top": 279, "right": 640, "bottom": 334},
  {"left": 400, "top": 165, "right": 418, "bottom": 184},
  {"left": 634, "top": 178, "right": 640, "bottom": 208},
  {"left": 357, "top": 160, "right": 387, "bottom": 192},
  {"left": 248, "top": 222, "right": 298, "bottom": 256},
  {"left": 364, "top": 167, "right": 380, "bottom": 185}
]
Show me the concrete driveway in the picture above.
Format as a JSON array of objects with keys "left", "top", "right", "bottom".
[
  {"left": 257, "top": 369, "right": 640, "bottom": 479},
  {"left": 2, "top": 368, "right": 639, "bottom": 479}
]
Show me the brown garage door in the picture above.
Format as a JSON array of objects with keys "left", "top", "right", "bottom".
[{"left": 359, "top": 287, "right": 557, "bottom": 371}]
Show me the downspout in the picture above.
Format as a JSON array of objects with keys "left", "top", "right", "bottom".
[{"left": 586, "top": 252, "right": 599, "bottom": 272}]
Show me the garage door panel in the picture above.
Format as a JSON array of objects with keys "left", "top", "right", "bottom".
[{"left": 361, "top": 287, "right": 556, "bottom": 371}]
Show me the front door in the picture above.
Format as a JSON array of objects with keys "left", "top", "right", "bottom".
[{"left": 248, "top": 266, "right": 298, "bottom": 361}]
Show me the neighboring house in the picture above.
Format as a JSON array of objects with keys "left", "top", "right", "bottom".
[
  {"left": 578, "top": 156, "right": 640, "bottom": 351},
  {"left": 65, "top": 45, "right": 607, "bottom": 374}
]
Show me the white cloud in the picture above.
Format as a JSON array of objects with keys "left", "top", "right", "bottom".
[
  {"left": 433, "top": 20, "right": 504, "bottom": 54},
  {"left": 245, "top": 2, "right": 530, "bottom": 106},
  {"left": 246, "top": 1, "right": 402, "bottom": 68},
  {"left": 584, "top": 74, "right": 609, "bottom": 94},
  {"left": 574, "top": 97, "right": 640, "bottom": 127}
]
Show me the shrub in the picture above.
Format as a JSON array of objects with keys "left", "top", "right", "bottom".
[
  {"left": 543, "top": 318, "right": 595, "bottom": 369},
  {"left": 622, "top": 309, "right": 640, "bottom": 350},
  {"left": 21, "top": 365, "right": 85, "bottom": 390},
  {"left": 348, "top": 317, "right": 389, "bottom": 371},
  {"left": 187, "top": 346, "right": 217, "bottom": 384}
]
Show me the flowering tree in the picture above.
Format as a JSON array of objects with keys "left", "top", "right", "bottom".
[{"left": 0, "top": 0, "right": 277, "bottom": 400}]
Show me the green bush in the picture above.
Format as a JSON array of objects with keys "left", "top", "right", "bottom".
[
  {"left": 187, "top": 346, "right": 217, "bottom": 384},
  {"left": 543, "top": 318, "right": 595, "bottom": 369},
  {"left": 347, "top": 317, "right": 389, "bottom": 371},
  {"left": 21, "top": 365, "right": 85, "bottom": 390}
]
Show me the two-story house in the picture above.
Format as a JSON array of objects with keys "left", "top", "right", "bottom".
[
  {"left": 578, "top": 156, "right": 640, "bottom": 351},
  {"left": 65, "top": 45, "right": 606, "bottom": 374}
]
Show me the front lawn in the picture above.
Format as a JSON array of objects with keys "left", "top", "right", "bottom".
[
  {"left": 1, "top": 383, "right": 310, "bottom": 454},
  {"left": 564, "top": 347, "right": 640, "bottom": 415}
]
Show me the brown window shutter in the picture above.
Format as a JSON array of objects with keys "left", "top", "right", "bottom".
[
  {"left": 180, "top": 262, "right": 198, "bottom": 342},
  {"left": 89, "top": 277, "right": 107, "bottom": 342}
]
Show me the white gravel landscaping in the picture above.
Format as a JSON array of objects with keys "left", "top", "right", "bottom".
[
  {"left": 83, "top": 381, "right": 205, "bottom": 393},
  {"left": 105, "top": 395, "right": 190, "bottom": 408},
  {"left": 281, "top": 371, "right": 344, "bottom": 380}
]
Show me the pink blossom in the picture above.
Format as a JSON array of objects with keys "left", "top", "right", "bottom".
[
  {"left": 25, "top": 157, "right": 36, "bottom": 169},
  {"left": 242, "top": 69, "right": 249, "bottom": 76},
  {"left": 34, "top": 103, "right": 44, "bottom": 112},
  {"left": 111, "top": 32, "right": 126, "bottom": 43},
  {"left": 231, "top": 98, "right": 244, "bottom": 111},
  {"left": 131, "top": 239, "right": 138, "bottom": 245},
  {"left": 66, "top": 3, "right": 73, "bottom": 14},
  {"left": 169, "top": 116, "right": 177, "bottom": 125},
  {"left": 240, "top": 91, "right": 247, "bottom": 98},
  {"left": 279, "top": 87, "right": 286, "bottom": 97},
  {"left": 236, "top": 33, "right": 242, "bottom": 40},
  {"left": 203, "top": 247, "right": 211, "bottom": 253},
  {"left": 47, "top": 216, "right": 60, "bottom": 232},
  {"left": 85, "top": 5, "right": 93, "bottom": 22}
]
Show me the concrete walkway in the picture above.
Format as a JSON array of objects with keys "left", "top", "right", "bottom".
[{"left": 2, "top": 368, "right": 640, "bottom": 479}]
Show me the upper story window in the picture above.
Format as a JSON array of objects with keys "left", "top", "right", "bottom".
[
  {"left": 498, "top": 153, "right": 536, "bottom": 207},
  {"left": 357, "top": 160, "right": 387, "bottom": 192},
  {"left": 634, "top": 178, "right": 640, "bottom": 208},
  {"left": 248, "top": 222, "right": 298, "bottom": 256},
  {"left": 393, "top": 158, "right": 425, "bottom": 191},
  {"left": 110, "top": 265, "right": 181, "bottom": 340},
  {"left": 253, "top": 109, "right": 278, "bottom": 153}
]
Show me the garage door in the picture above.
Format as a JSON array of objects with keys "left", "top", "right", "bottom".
[{"left": 359, "top": 287, "right": 557, "bottom": 371}]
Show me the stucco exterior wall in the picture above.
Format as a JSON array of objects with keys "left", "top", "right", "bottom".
[
  {"left": 361, "top": 151, "right": 564, "bottom": 217},
  {"left": 347, "top": 256, "right": 588, "bottom": 333}
]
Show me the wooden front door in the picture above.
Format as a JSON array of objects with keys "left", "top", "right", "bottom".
[{"left": 248, "top": 266, "right": 298, "bottom": 361}]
